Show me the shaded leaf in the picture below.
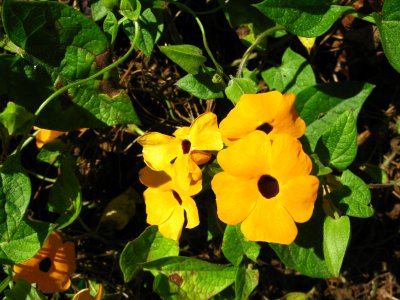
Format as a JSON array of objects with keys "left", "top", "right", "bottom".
[
  {"left": 143, "top": 257, "right": 236, "bottom": 300},
  {"left": 295, "top": 81, "right": 374, "bottom": 150},
  {"left": 255, "top": 0, "right": 352, "bottom": 37},
  {"left": 4, "top": 279, "right": 47, "bottom": 300},
  {"left": 235, "top": 265, "right": 258, "bottom": 300},
  {"left": 225, "top": 77, "right": 258, "bottom": 104},
  {"left": 120, "top": 226, "right": 179, "bottom": 282},
  {"left": 160, "top": 44, "right": 207, "bottom": 74},
  {"left": 222, "top": 224, "right": 260, "bottom": 266},
  {"left": 0, "top": 102, "right": 34, "bottom": 136},
  {"left": 323, "top": 215, "right": 350, "bottom": 277},
  {"left": 261, "top": 48, "right": 316, "bottom": 94},
  {"left": 317, "top": 111, "right": 357, "bottom": 170}
]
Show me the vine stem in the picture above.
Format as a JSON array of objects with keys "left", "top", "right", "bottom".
[
  {"left": 13, "top": 20, "right": 140, "bottom": 155},
  {"left": 172, "top": 2, "right": 224, "bottom": 75},
  {"left": 236, "top": 25, "right": 285, "bottom": 77}
]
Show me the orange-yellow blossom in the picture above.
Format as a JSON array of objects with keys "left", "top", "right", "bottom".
[
  {"left": 13, "top": 231, "right": 76, "bottom": 294},
  {"left": 211, "top": 131, "right": 319, "bottom": 244},
  {"left": 219, "top": 91, "right": 305, "bottom": 144},
  {"left": 138, "top": 112, "right": 223, "bottom": 191},
  {"left": 139, "top": 165, "right": 201, "bottom": 240}
]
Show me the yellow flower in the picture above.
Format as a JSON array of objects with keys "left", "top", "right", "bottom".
[
  {"left": 13, "top": 231, "right": 76, "bottom": 294},
  {"left": 138, "top": 112, "right": 223, "bottom": 191},
  {"left": 72, "top": 284, "right": 104, "bottom": 300},
  {"left": 33, "top": 126, "right": 66, "bottom": 149},
  {"left": 139, "top": 166, "right": 201, "bottom": 240},
  {"left": 211, "top": 131, "right": 319, "bottom": 244},
  {"left": 219, "top": 91, "right": 306, "bottom": 144}
]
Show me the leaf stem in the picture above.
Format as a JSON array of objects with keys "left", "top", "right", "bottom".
[
  {"left": 172, "top": 2, "right": 224, "bottom": 76},
  {"left": 13, "top": 21, "right": 140, "bottom": 155},
  {"left": 35, "top": 20, "right": 141, "bottom": 117},
  {"left": 236, "top": 25, "right": 285, "bottom": 77}
]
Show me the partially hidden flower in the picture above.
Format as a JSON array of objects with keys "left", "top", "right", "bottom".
[
  {"left": 139, "top": 165, "right": 201, "bottom": 240},
  {"left": 33, "top": 126, "right": 66, "bottom": 149},
  {"left": 211, "top": 131, "right": 319, "bottom": 244},
  {"left": 219, "top": 91, "right": 306, "bottom": 144},
  {"left": 72, "top": 284, "right": 104, "bottom": 300},
  {"left": 13, "top": 231, "right": 76, "bottom": 294},
  {"left": 138, "top": 112, "right": 223, "bottom": 191}
]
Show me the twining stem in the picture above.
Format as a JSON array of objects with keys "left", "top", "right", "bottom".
[
  {"left": 172, "top": 2, "right": 224, "bottom": 76},
  {"left": 13, "top": 20, "right": 140, "bottom": 155},
  {"left": 35, "top": 20, "right": 140, "bottom": 117},
  {"left": 236, "top": 25, "right": 285, "bottom": 77}
]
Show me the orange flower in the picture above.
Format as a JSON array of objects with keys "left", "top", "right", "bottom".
[
  {"left": 219, "top": 91, "right": 306, "bottom": 144},
  {"left": 73, "top": 284, "right": 104, "bottom": 300},
  {"left": 211, "top": 131, "right": 319, "bottom": 244},
  {"left": 138, "top": 112, "right": 223, "bottom": 191},
  {"left": 139, "top": 166, "right": 201, "bottom": 240},
  {"left": 13, "top": 231, "right": 76, "bottom": 294},
  {"left": 33, "top": 126, "right": 66, "bottom": 149}
]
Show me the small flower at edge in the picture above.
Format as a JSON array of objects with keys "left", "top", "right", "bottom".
[
  {"left": 211, "top": 131, "right": 319, "bottom": 244},
  {"left": 13, "top": 231, "right": 76, "bottom": 294},
  {"left": 33, "top": 126, "right": 66, "bottom": 149},
  {"left": 219, "top": 91, "right": 306, "bottom": 144},
  {"left": 138, "top": 112, "right": 223, "bottom": 191},
  {"left": 72, "top": 283, "right": 104, "bottom": 300},
  {"left": 139, "top": 166, "right": 201, "bottom": 240}
]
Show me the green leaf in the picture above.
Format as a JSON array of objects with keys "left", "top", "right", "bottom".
[
  {"left": 270, "top": 201, "right": 331, "bottom": 278},
  {"left": 4, "top": 279, "right": 47, "bottom": 300},
  {"left": 103, "top": 12, "right": 119, "bottom": 46},
  {"left": 323, "top": 215, "right": 350, "bottom": 277},
  {"left": 0, "top": 155, "right": 52, "bottom": 263},
  {"left": 90, "top": 0, "right": 111, "bottom": 21},
  {"left": 310, "top": 153, "right": 332, "bottom": 176},
  {"left": 282, "top": 292, "right": 308, "bottom": 300},
  {"left": 330, "top": 170, "right": 374, "bottom": 218},
  {"left": 0, "top": 102, "right": 34, "bottom": 136},
  {"left": 123, "top": 8, "right": 164, "bottom": 57},
  {"left": 295, "top": 81, "right": 374, "bottom": 150},
  {"left": 317, "top": 111, "right": 357, "bottom": 170},
  {"left": 374, "top": 0, "right": 400, "bottom": 73},
  {"left": 143, "top": 257, "right": 237, "bottom": 300},
  {"left": 2, "top": 1, "right": 140, "bottom": 130},
  {"left": 47, "top": 154, "right": 82, "bottom": 229},
  {"left": 225, "top": 77, "right": 258, "bottom": 104},
  {"left": 177, "top": 68, "right": 225, "bottom": 99},
  {"left": 261, "top": 48, "right": 316, "bottom": 94},
  {"left": 119, "top": 226, "right": 179, "bottom": 282},
  {"left": 222, "top": 224, "right": 260, "bottom": 266},
  {"left": 223, "top": 0, "right": 275, "bottom": 47},
  {"left": 153, "top": 273, "right": 180, "bottom": 300},
  {"left": 119, "top": 0, "right": 141, "bottom": 20},
  {"left": 235, "top": 265, "right": 259, "bottom": 300},
  {"left": 160, "top": 44, "right": 207, "bottom": 75},
  {"left": 255, "top": 0, "right": 352, "bottom": 37}
]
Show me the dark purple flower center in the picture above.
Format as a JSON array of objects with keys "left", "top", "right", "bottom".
[
  {"left": 258, "top": 175, "right": 279, "bottom": 199},
  {"left": 172, "top": 190, "right": 183, "bottom": 205},
  {"left": 256, "top": 123, "right": 273, "bottom": 134},
  {"left": 181, "top": 139, "right": 191, "bottom": 154},
  {"left": 39, "top": 257, "right": 52, "bottom": 272}
]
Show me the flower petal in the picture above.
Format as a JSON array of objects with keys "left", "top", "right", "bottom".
[
  {"left": 280, "top": 175, "right": 319, "bottom": 223},
  {"left": 269, "top": 134, "right": 312, "bottom": 183},
  {"left": 219, "top": 92, "right": 282, "bottom": 142},
  {"left": 158, "top": 205, "right": 185, "bottom": 240},
  {"left": 181, "top": 196, "right": 200, "bottom": 229},
  {"left": 212, "top": 172, "right": 258, "bottom": 224},
  {"left": 173, "top": 126, "right": 190, "bottom": 140},
  {"left": 34, "top": 127, "right": 66, "bottom": 149},
  {"left": 138, "top": 132, "right": 181, "bottom": 170},
  {"left": 240, "top": 198, "right": 298, "bottom": 244},
  {"left": 188, "top": 112, "right": 223, "bottom": 151},
  {"left": 173, "top": 154, "right": 202, "bottom": 195},
  {"left": 271, "top": 93, "right": 306, "bottom": 139},
  {"left": 139, "top": 166, "right": 173, "bottom": 190},
  {"left": 217, "top": 131, "right": 270, "bottom": 179},
  {"left": 190, "top": 150, "right": 212, "bottom": 166},
  {"left": 144, "top": 188, "right": 176, "bottom": 226}
]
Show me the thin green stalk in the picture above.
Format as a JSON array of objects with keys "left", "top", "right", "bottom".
[
  {"left": 172, "top": 2, "right": 224, "bottom": 75},
  {"left": 13, "top": 21, "right": 140, "bottom": 155},
  {"left": 195, "top": 0, "right": 230, "bottom": 15},
  {"left": 236, "top": 25, "right": 285, "bottom": 77},
  {"left": 0, "top": 271, "right": 11, "bottom": 294},
  {"left": 35, "top": 20, "right": 140, "bottom": 117}
]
